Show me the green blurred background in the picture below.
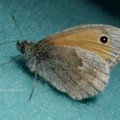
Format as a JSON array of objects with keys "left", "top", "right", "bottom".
[{"left": 0, "top": 0, "right": 120, "bottom": 120}]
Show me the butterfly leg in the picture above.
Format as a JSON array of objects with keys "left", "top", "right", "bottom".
[{"left": 29, "top": 70, "right": 38, "bottom": 100}]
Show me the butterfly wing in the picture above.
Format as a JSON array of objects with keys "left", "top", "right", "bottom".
[
  {"left": 35, "top": 45, "right": 109, "bottom": 100},
  {"left": 36, "top": 24, "right": 120, "bottom": 69}
]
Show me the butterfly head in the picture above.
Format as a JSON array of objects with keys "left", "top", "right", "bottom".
[{"left": 17, "top": 40, "right": 33, "bottom": 54}]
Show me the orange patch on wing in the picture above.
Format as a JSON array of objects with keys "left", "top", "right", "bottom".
[{"left": 48, "top": 28, "right": 112, "bottom": 61}]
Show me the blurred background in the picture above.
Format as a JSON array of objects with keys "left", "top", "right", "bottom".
[{"left": 0, "top": 0, "right": 120, "bottom": 120}]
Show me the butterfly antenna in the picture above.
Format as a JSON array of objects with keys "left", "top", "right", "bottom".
[
  {"left": 0, "top": 40, "right": 17, "bottom": 46},
  {"left": 12, "top": 15, "right": 24, "bottom": 38},
  {"left": 29, "top": 71, "right": 38, "bottom": 100},
  {"left": 0, "top": 15, "right": 24, "bottom": 46},
  {"left": 0, "top": 54, "right": 26, "bottom": 67}
]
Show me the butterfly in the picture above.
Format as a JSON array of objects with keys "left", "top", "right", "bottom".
[
  {"left": 14, "top": 24, "right": 120, "bottom": 100},
  {"left": 1, "top": 16, "right": 120, "bottom": 101}
]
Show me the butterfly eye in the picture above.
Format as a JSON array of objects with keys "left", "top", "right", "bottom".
[
  {"left": 20, "top": 43, "right": 26, "bottom": 54},
  {"left": 17, "top": 41, "right": 27, "bottom": 54},
  {"left": 100, "top": 36, "right": 109, "bottom": 44}
]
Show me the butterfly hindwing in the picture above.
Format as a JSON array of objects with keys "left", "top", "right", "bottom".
[{"left": 34, "top": 45, "right": 109, "bottom": 100}]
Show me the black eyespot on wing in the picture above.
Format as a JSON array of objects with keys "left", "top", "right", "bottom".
[{"left": 100, "top": 36, "right": 109, "bottom": 44}]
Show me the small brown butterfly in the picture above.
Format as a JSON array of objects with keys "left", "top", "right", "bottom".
[{"left": 1, "top": 16, "right": 120, "bottom": 101}]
